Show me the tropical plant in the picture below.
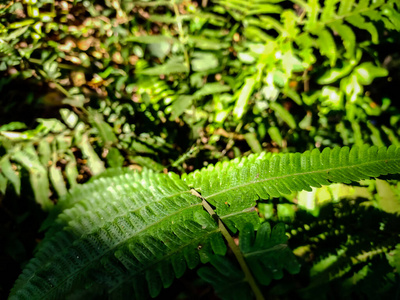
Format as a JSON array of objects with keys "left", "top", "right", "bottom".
[
  {"left": 2, "top": 0, "right": 399, "bottom": 211},
  {"left": 2, "top": 0, "right": 400, "bottom": 162},
  {"left": 9, "top": 144, "right": 400, "bottom": 299},
  {"left": 2, "top": 0, "right": 400, "bottom": 298}
]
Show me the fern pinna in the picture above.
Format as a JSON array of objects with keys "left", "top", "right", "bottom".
[{"left": 9, "top": 145, "right": 400, "bottom": 299}]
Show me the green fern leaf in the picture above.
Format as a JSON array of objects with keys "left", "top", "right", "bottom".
[
  {"left": 12, "top": 147, "right": 52, "bottom": 210},
  {"left": 183, "top": 145, "right": 400, "bottom": 231},
  {"left": 215, "top": 0, "right": 284, "bottom": 17},
  {"left": 0, "top": 155, "right": 21, "bottom": 195},
  {"left": 300, "top": 0, "right": 400, "bottom": 62},
  {"left": 305, "top": 0, "right": 320, "bottom": 31},
  {"left": 381, "top": 3, "right": 400, "bottom": 30},
  {"left": 346, "top": 14, "right": 379, "bottom": 43},
  {"left": 198, "top": 222, "right": 299, "bottom": 299},
  {"left": 240, "top": 222, "right": 300, "bottom": 285},
  {"left": 355, "top": 0, "right": 370, "bottom": 11},
  {"left": 10, "top": 172, "right": 226, "bottom": 299},
  {"left": 316, "top": 30, "right": 338, "bottom": 66},
  {"left": 321, "top": 0, "right": 340, "bottom": 22},
  {"left": 338, "top": 0, "right": 355, "bottom": 15},
  {"left": 10, "top": 145, "right": 400, "bottom": 299},
  {"left": 198, "top": 254, "right": 252, "bottom": 300},
  {"left": 329, "top": 21, "right": 356, "bottom": 59}
]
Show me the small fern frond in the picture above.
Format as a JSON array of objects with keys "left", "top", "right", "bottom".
[
  {"left": 198, "top": 222, "right": 299, "bottom": 299},
  {"left": 240, "top": 222, "right": 300, "bottom": 285},
  {"left": 289, "top": 198, "right": 400, "bottom": 298},
  {"left": 182, "top": 145, "right": 400, "bottom": 230},
  {"left": 198, "top": 254, "right": 252, "bottom": 300},
  {"left": 303, "top": 0, "right": 400, "bottom": 62}
]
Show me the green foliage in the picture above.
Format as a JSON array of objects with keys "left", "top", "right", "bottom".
[
  {"left": 289, "top": 198, "right": 400, "bottom": 299},
  {"left": 1, "top": 0, "right": 400, "bottom": 298},
  {"left": 198, "top": 222, "right": 300, "bottom": 300},
  {"left": 0, "top": 113, "right": 110, "bottom": 210},
  {"left": 1, "top": 0, "right": 399, "bottom": 164},
  {"left": 9, "top": 145, "right": 400, "bottom": 299}
]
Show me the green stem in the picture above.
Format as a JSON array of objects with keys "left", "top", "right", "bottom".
[
  {"left": 190, "top": 189, "right": 265, "bottom": 300},
  {"left": 172, "top": 0, "right": 190, "bottom": 72}
]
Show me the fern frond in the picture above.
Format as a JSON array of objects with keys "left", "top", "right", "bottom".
[
  {"left": 10, "top": 145, "right": 400, "bottom": 299},
  {"left": 289, "top": 198, "right": 400, "bottom": 298},
  {"left": 240, "top": 222, "right": 300, "bottom": 285},
  {"left": 40, "top": 169, "right": 156, "bottom": 231},
  {"left": 198, "top": 222, "right": 300, "bottom": 299},
  {"left": 197, "top": 254, "right": 252, "bottom": 300},
  {"left": 182, "top": 145, "right": 400, "bottom": 230},
  {"left": 303, "top": 0, "right": 400, "bottom": 61},
  {"left": 10, "top": 172, "right": 226, "bottom": 299}
]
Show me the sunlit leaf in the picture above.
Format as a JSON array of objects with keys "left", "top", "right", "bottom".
[
  {"left": 65, "top": 153, "right": 79, "bottom": 189},
  {"left": 0, "top": 156, "right": 20, "bottom": 195},
  {"left": 270, "top": 102, "right": 296, "bottom": 129},
  {"left": 376, "top": 179, "right": 400, "bottom": 213},
  {"left": 170, "top": 95, "right": 194, "bottom": 120},
  {"left": 354, "top": 62, "right": 388, "bottom": 85},
  {"left": 79, "top": 133, "right": 105, "bottom": 176},
  {"left": 139, "top": 61, "right": 188, "bottom": 75},
  {"left": 346, "top": 15, "right": 379, "bottom": 43},
  {"left": 38, "top": 139, "right": 51, "bottom": 167},
  {"left": 148, "top": 42, "right": 171, "bottom": 60},
  {"left": 49, "top": 164, "right": 67, "bottom": 197},
  {"left": 244, "top": 132, "right": 262, "bottom": 153},
  {"left": 233, "top": 77, "right": 256, "bottom": 119},
  {"left": 316, "top": 29, "right": 337, "bottom": 66},
  {"left": 267, "top": 126, "right": 283, "bottom": 147},
  {"left": 125, "top": 35, "right": 177, "bottom": 44},
  {"left": 317, "top": 61, "right": 355, "bottom": 85},
  {"left": 0, "top": 122, "right": 27, "bottom": 131},
  {"left": 193, "top": 83, "right": 231, "bottom": 99},
  {"left": 0, "top": 172, "right": 7, "bottom": 194},
  {"left": 329, "top": 22, "right": 356, "bottom": 59},
  {"left": 191, "top": 52, "right": 219, "bottom": 72},
  {"left": 189, "top": 36, "right": 230, "bottom": 50}
]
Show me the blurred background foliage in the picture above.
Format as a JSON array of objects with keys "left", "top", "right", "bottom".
[{"left": 1, "top": 0, "right": 400, "bottom": 298}]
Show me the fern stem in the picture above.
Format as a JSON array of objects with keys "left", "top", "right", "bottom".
[
  {"left": 172, "top": 0, "right": 190, "bottom": 72},
  {"left": 191, "top": 189, "right": 265, "bottom": 300}
]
